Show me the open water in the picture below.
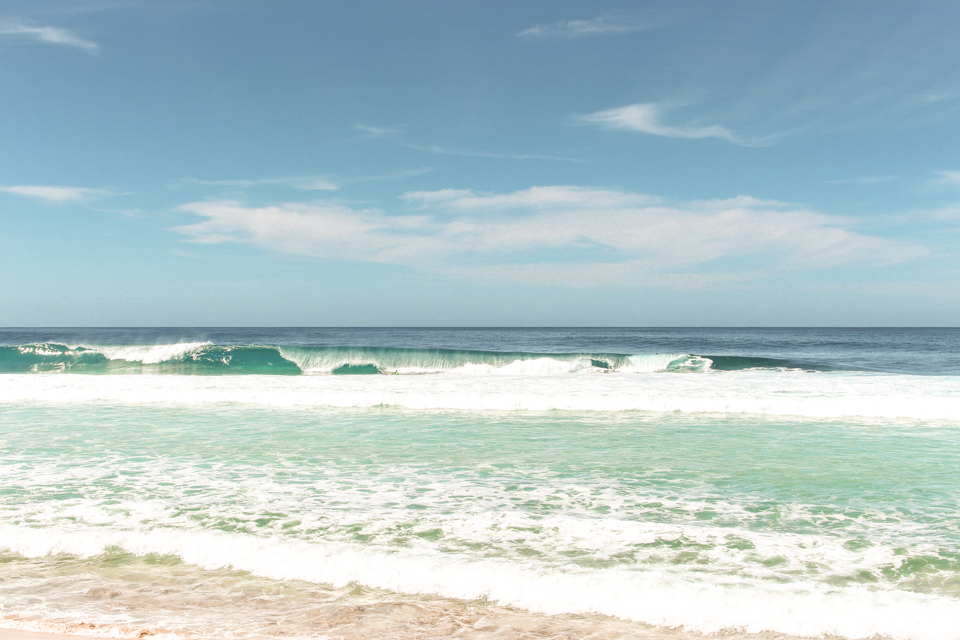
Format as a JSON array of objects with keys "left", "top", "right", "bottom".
[{"left": 1, "top": 328, "right": 959, "bottom": 640}]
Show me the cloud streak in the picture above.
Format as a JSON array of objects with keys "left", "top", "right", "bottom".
[
  {"left": 933, "top": 170, "right": 960, "bottom": 185},
  {"left": 355, "top": 124, "right": 403, "bottom": 138},
  {"left": 406, "top": 144, "right": 579, "bottom": 162},
  {"left": 183, "top": 176, "right": 339, "bottom": 191},
  {"left": 519, "top": 16, "right": 650, "bottom": 39},
  {"left": 173, "top": 186, "right": 920, "bottom": 286},
  {"left": 0, "top": 185, "right": 108, "bottom": 202},
  {"left": 826, "top": 176, "right": 897, "bottom": 185},
  {"left": 579, "top": 103, "right": 765, "bottom": 146},
  {"left": 0, "top": 23, "right": 99, "bottom": 53}
]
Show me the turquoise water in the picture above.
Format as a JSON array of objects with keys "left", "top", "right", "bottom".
[{"left": 1, "top": 328, "right": 959, "bottom": 639}]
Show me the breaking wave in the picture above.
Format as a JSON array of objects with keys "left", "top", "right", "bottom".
[{"left": 0, "top": 343, "right": 720, "bottom": 375}]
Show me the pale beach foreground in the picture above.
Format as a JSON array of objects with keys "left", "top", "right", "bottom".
[
  {"left": 0, "top": 631, "right": 82, "bottom": 640},
  {"left": 0, "top": 609, "right": 831, "bottom": 640}
]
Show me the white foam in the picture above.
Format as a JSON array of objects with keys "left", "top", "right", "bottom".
[
  {"left": 18, "top": 344, "right": 77, "bottom": 357},
  {"left": 1, "top": 524, "right": 957, "bottom": 640},
  {"left": 278, "top": 348, "right": 694, "bottom": 375},
  {"left": 1, "top": 370, "right": 958, "bottom": 420},
  {"left": 452, "top": 357, "right": 587, "bottom": 375},
  {"left": 90, "top": 343, "right": 210, "bottom": 364}
]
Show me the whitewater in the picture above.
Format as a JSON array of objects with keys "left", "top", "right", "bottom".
[{"left": 1, "top": 327, "right": 959, "bottom": 640}]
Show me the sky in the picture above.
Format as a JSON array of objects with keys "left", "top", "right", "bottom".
[{"left": 1, "top": 0, "right": 959, "bottom": 326}]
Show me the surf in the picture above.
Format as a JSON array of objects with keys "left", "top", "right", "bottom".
[
  {"left": 0, "top": 343, "right": 714, "bottom": 375},
  {"left": 1, "top": 342, "right": 854, "bottom": 376},
  {"left": 2, "top": 368, "right": 958, "bottom": 419}
]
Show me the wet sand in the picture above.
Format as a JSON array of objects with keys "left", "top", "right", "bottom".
[
  {"left": 0, "top": 633, "right": 97, "bottom": 640},
  {"left": 0, "top": 611, "right": 819, "bottom": 640}
]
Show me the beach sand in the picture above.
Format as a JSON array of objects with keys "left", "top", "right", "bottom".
[
  {"left": 0, "top": 610, "right": 813, "bottom": 640},
  {"left": 0, "top": 633, "right": 98, "bottom": 640}
]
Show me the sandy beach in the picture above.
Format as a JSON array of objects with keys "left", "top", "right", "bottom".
[
  {"left": 0, "top": 632, "right": 99, "bottom": 640},
  {"left": 0, "top": 619, "right": 811, "bottom": 640}
]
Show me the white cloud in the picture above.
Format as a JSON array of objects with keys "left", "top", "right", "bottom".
[
  {"left": 580, "top": 103, "right": 758, "bottom": 145},
  {"left": 0, "top": 185, "right": 106, "bottom": 202},
  {"left": 454, "top": 263, "right": 750, "bottom": 289},
  {"left": 173, "top": 201, "right": 436, "bottom": 264},
  {"left": 933, "top": 170, "right": 960, "bottom": 185},
  {"left": 355, "top": 124, "right": 403, "bottom": 138},
  {"left": 400, "top": 187, "right": 914, "bottom": 270},
  {"left": 826, "top": 176, "right": 897, "bottom": 185},
  {"left": 173, "top": 186, "right": 920, "bottom": 286},
  {"left": 185, "top": 176, "right": 339, "bottom": 191},
  {"left": 288, "top": 177, "right": 339, "bottom": 191},
  {"left": 404, "top": 185, "right": 654, "bottom": 210},
  {"left": 401, "top": 189, "right": 474, "bottom": 203},
  {"left": 691, "top": 195, "right": 792, "bottom": 208},
  {"left": 519, "top": 16, "right": 649, "bottom": 38},
  {"left": 0, "top": 23, "right": 99, "bottom": 53}
]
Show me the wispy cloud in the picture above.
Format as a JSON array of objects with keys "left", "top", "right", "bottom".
[
  {"left": 355, "top": 124, "right": 403, "bottom": 138},
  {"left": 183, "top": 169, "right": 434, "bottom": 191},
  {"left": 401, "top": 189, "right": 474, "bottom": 204},
  {"left": 0, "top": 23, "right": 99, "bottom": 53},
  {"left": 902, "top": 204, "right": 960, "bottom": 222},
  {"left": 519, "top": 15, "right": 650, "bottom": 39},
  {"left": 0, "top": 185, "right": 108, "bottom": 202},
  {"left": 357, "top": 123, "right": 578, "bottom": 162},
  {"left": 173, "top": 200, "right": 432, "bottom": 262},
  {"left": 183, "top": 176, "right": 339, "bottom": 191},
  {"left": 360, "top": 167, "right": 434, "bottom": 182},
  {"left": 173, "top": 186, "right": 920, "bottom": 286},
  {"left": 826, "top": 176, "right": 897, "bottom": 185},
  {"left": 932, "top": 170, "right": 960, "bottom": 185},
  {"left": 406, "top": 143, "right": 579, "bottom": 162},
  {"left": 579, "top": 103, "right": 762, "bottom": 145},
  {"left": 403, "top": 185, "right": 655, "bottom": 210}
]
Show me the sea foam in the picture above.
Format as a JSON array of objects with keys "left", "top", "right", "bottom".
[
  {"left": 92, "top": 342, "right": 211, "bottom": 364},
  {"left": 1, "top": 370, "right": 958, "bottom": 420}
]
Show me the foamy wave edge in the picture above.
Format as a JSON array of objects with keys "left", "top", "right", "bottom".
[
  {"left": 91, "top": 342, "right": 212, "bottom": 365},
  {"left": 1, "top": 373, "right": 959, "bottom": 420},
  {"left": 2, "top": 525, "right": 958, "bottom": 640}
]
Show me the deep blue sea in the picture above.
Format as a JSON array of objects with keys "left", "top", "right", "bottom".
[{"left": 1, "top": 328, "right": 959, "bottom": 640}]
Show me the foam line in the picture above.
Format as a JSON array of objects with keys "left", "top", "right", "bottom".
[{"left": 1, "top": 371, "right": 958, "bottom": 419}]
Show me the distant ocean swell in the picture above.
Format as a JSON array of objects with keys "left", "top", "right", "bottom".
[{"left": 0, "top": 342, "right": 837, "bottom": 375}]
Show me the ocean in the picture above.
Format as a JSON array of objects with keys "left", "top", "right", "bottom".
[{"left": 1, "top": 327, "right": 959, "bottom": 640}]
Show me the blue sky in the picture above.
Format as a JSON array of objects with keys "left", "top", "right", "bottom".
[{"left": 1, "top": 0, "right": 959, "bottom": 326}]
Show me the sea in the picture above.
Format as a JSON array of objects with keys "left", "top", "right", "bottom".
[{"left": 1, "top": 327, "right": 959, "bottom": 640}]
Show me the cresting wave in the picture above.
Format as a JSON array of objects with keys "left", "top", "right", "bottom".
[
  {"left": 0, "top": 343, "right": 717, "bottom": 375},
  {"left": 3, "top": 524, "right": 959, "bottom": 640},
  {"left": 0, "top": 342, "right": 841, "bottom": 375}
]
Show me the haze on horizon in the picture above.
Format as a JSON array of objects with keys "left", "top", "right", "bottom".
[{"left": 1, "top": 0, "right": 958, "bottom": 327}]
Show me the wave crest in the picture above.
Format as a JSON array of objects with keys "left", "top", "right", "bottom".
[{"left": 0, "top": 344, "right": 710, "bottom": 376}]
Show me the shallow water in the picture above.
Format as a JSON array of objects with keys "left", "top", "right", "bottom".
[{"left": 1, "top": 328, "right": 959, "bottom": 639}]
